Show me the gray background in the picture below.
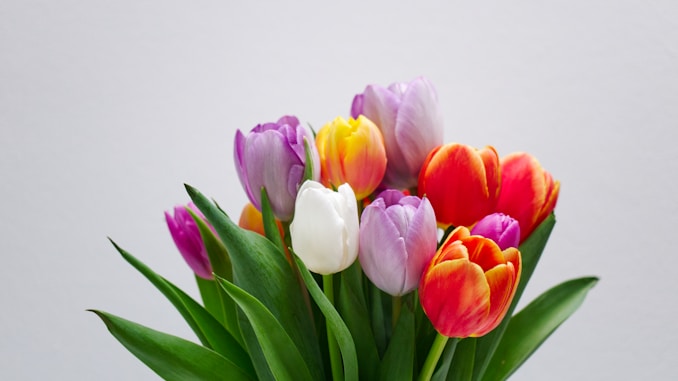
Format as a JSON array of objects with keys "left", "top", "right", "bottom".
[{"left": 2, "top": 1, "right": 676, "bottom": 379}]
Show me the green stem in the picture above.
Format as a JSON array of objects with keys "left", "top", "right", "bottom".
[
  {"left": 418, "top": 333, "right": 454, "bottom": 381},
  {"left": 392, "top": 295, "right": 402, "bottom": 331},
  {"left": 324, "top": 274, "right": 343, "bottom": 381}
]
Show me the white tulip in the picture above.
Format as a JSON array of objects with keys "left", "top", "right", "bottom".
[{"left": 290, "top": 181, "right": 359, "bottom": 274}]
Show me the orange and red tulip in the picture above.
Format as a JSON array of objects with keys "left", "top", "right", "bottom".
[
  {"left": 418, "top": 143, "right": 501, "bottom": 228},
  {"left": 419, "top": 226, "right": 521, "bottom": 338},
  {"left": 495, "top": 152, "right": 560, "bottom": 242}
]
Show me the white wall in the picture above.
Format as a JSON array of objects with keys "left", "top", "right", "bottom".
[{"left": 1, "top": 1, "right": 676, "bottom": 379}]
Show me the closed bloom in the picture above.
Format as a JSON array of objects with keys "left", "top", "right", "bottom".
[
  {"left": 418, "top": 143, "right": 501, "bottom": 228},
  {"left": 316, "top": 116, "right": 387, "bottom": 200},
  {"left": 359, "top": 192, "right": 437, "bottom": 296},
  {"left": 471, "top": 213, "right": 521, "bottom": 250},
  {"left": 495, "top": 152, "right": 560, "bottom": 241},
  {"left": 238, "top": 202, "right": 267, "bottom": 236},
  {"left": 234, "top": 115, "right": 320, "bottom": 221},
  {"left": 165, "top": 203, "right": 213, "bottom": 279},
  {"left": 289, "top": 181, "right": 359, "bottom": 274},
  {"left": 419, "top": 226, "right": 521, "bottom": 338},
  {"left": 351, "top": 77, "right": 444, "bottom": 189}
]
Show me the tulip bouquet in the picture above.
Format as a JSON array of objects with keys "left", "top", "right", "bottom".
[{"left": 91, "top": 77, "right": 597, "bottom": 381}]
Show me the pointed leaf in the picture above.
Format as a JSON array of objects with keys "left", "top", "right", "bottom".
[
  {"left": 338, "top": 262, "right": 380, "bottom": 381},
  {"left": 446, "top": 338, "right": 475, "bottom": 381},
  {"left": 186, "top": 184, "right": 324, "bottom": 380},
  {"left": 482, "top": 277, "right": 599, "bottom": 381},
  {"left": 90, "top": 310, "right": 253, "bottom": 381},
  {"left": 379, "top": 302, "right": 415, "bottom": 381},
  {"left": 109, "top": 240, "right": 252, "bottom": 374},
  {"left": 217, "top": 277, "right": 314, "bottom": 381},
  {"left": 260, "top": 187, "right": 285, "bottom": 251},
  {"left": 295, "top": 256, "right": 360, "bottom": 381},
  {"left": 472, "top": 214, "right": 556, "bottom": 380}
]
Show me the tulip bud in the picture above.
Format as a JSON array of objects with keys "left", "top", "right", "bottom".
[
  {"left": 316, "top": 116, "right": 387, "bottom": 200},
  {"left": 234, "top": 115, "right": 320, "bottom": 221},
  {"left": 351, "top": 77, "right": 444, "bottom": 189},
  {"left": 289, "top": 181, "right": 359, "bottom": 275},
  {"left": 419, "top": 226, "right": 521, "bottom": 338},
  {"left": 238, "top": 202, "right": 267, "bottom": 236},
  {"left": 495, "top": 152, "right": 560, "bottom": 241},
  {"left": 165, "top": 203, "right": 213, "bottom": 279},
  {"left": 471, "top": 213, "right": 520, "bottom": 250},
  {"left": 359, "top": 193, "right": 437, "bottom": 296},
  {"left": 418, "top": 143, "right": 501, "bottom": 228}
]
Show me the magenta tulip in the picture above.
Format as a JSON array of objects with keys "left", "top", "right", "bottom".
[{"left": 165, "top": 203, "right": 213, "bottom": 279}]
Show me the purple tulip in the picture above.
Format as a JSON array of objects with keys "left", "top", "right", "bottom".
[
  {"left": 165, "top": 203, "right": 213, "bottom": 279},
  {"left": 351, "top": 77, "right": 444, "bottom": 189},
  {"left": 470, "top": 213, "right": 521, "bottom": 250},
  {"left": 234, "top": 115, "right": 320, "bottom": 221},
  {"left": 359, "top": 193, "right": 437, "bottom": 296}
]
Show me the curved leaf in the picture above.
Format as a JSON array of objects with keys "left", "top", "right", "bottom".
[
  {"left": 109, "top": 240, "right": 253, "bottom": 376},
  {"left": 379, "top": 302, "right": 415, "bottom": 381},
  {"left": 217, "top": 277, "right": 314, "bottom": 381},
  {"left": 482, "top": 277, "right": 599, "bottom": 381},
  {"left": 295, "top": 256, "right": 360, "bottom": 381},
  {"left": 90, "top": 310, "right": 253, "bottom": 381}
]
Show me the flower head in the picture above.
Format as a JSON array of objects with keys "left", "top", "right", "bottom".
[
  {"left": 165, "top": 203, "right": 213, "bottom": 279},
  {"left": 495, "top": 152, "right": 559, "bottom": 241},
  {"left": 289, "top": 181, "right": 359, "bottom": 274},
  {"left": 471, "top": 213, "right": 521, "bottom": 250},
  {"left": 316, "top": 116, "right": 387, "bottom": 200},
  {"left": 419, "top": 226, "right": 521, "bottom": 338},
  {"left": 351, "top": 77, "right": 444, "bottom": 189},
  {"left": 418, "top": 143, "right": 501, "bottom": 228},
  {"left": 234, "top": 115, "right": 320, "bottom": 221},
  {"left": 359, "top": 192, "right": 437, "bottom": 295}
]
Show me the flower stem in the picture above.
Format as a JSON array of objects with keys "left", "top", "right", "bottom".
[
  {"left": 417, "top": 333, "right": 454, "bottom": 381},
  {"left": 323, "top": 274, "right": 343, "bottom": 381},
  {"left": 392, "top": 295, "right": 402, "bottom": 330}
]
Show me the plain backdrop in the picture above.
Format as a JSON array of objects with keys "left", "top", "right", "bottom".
[{"left": 1, "top": 1, "right": 677, "bottom": 379}]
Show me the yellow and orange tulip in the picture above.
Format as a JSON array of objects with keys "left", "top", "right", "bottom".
[
  {"left": 419, "top": 226, "right": 521, "bottom": 338},
  {"left": 495, "top": 152, "right": 560, "bottom": 241},
  {"left": 316, "top": 116, "right": 387, "bottom": 200},
  {"left": 418, "top": 143, "right": 501, "bottom": 228}
]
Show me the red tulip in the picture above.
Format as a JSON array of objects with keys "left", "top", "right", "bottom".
[
  {"left": 418, "top": 143, "right": 501, "bottom": 228},
  {"left": 419, "top": 226, "right": 521, "bottom": 338},
  {"left": 495, "top": 152, "right": 560, "bottom": 241}
]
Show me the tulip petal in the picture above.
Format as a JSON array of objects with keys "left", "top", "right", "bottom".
[
  {"left": 463, "top": 236, "right": 506, "bottom": 273},
  {"left": 420, "top": 259, "right": 490, "bottom": 338},
  {"left": 473, "top": 262, "right": 516, "bottom": 336},
  {"left": 402, "top": 197, "right": 437, "bottom": 291}
]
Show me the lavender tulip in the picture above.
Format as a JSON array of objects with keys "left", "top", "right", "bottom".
[
  {"left": 351, "top": 77, "right": 444, "bottom": 189},
  {"left": 165, "top": 203, "right": 213, "bottom": 279},
  {"left": 234, "top": 115, "right": 320, "bottom": 221},
  {"left": 359, "top": 193, "right": 437, "bottom": 296},
  {"left": 470, "top": 212, "right": 521, "bottom": 250}
]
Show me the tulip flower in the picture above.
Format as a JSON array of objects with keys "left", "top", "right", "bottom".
[
  {"left": 351, "top": 77, "right": 444, "bottom": 189},
  {"left": 495, "top": 152, "right": 560, "bottom": 241},
  {"left": 418, "top": 143, "right": 501, "bottom": 228},
  {"left": 237, "top": 202, "right": 267, "bottom": 236},
  {"left": 359, "top": 192, "right": 437, "bottom": 296},
  {"left": 471, "top": 213, "right": 521, "bottom": 250},
  {"left": 316, "top": 116, "right": 387, "bottom": 200},
  {"left": 165, "top": 203, "right": 213, "bottom": 279},
  {"left": 289, "top": 181, "right": 359, "bottom": 274},
  {"left": 419, "top": 226, "right": 521, "bottom": 338},
  {"left": 234, "top": 115, "right": 320, "bottom": 221}
]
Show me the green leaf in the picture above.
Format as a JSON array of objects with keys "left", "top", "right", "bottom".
[
  {"left": 446, "top": 338, "right": 475, "bottom": 381},
  {"left": 109, "top": 240, "right": 253, "bottom": 374},
  {"left": 482, "top": 277, "right": 599, "bottom": 381},
  {"left": 338, "top": 262, "right": 380, "bottom": 381},
  {"left": 295, "top": 256, "right": 360, "bottom": 381},
  {"left": 217, "top": 277, "right": 314, "bottom": 381},
  {"left": 302, "top": 137, "right": 315, "bottom": 183},
  {"left": 186, "top": 184, "right": 323, "bottom": 380},
  {"left": 90, "top": 310, "right": 253, "bottom": 381},
  {"left": 188, "top": 209, "right": 241, "bottom": 343},
  {"left": 260, "top": 188, "right": 285, "bottom": 251},
  {"left": 472, "top": 214, "right": 556, "bottom": 381},
  {"left": 379, "top": 301, "right": 415, "bottom": 381}
]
